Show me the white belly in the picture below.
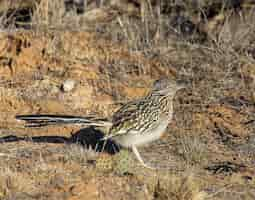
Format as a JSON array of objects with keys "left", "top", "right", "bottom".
[{"left": 114, "top": 119, "right": 169, "bottom": 148}]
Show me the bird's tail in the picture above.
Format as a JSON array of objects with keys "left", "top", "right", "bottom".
[{"left": 16, "top": 114, "right": 112, "bottom": 128}]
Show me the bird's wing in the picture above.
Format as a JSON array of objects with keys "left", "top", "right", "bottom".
[{"left": 104, "top": 97, "right": 159, "bottom": 139}]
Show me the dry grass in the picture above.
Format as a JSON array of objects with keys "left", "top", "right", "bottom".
[
  {"left": 153, "top": 173, "right": 207, "bottom": 200},
  {"left": 61, "top": 144, "right": 98, "bottom": 166},
  {"left": 0, "top": 167, "right": 35, "bottom": 198},
  {"left": 177, "top": 134, "right": 208, "bottom": 166},
  {"left": 32, "top": 0, "right": 66, "bottom": 28}
]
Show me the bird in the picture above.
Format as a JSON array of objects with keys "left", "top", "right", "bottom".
[{"left": 16, "top": 78, "right": 187, "bottom": 169}]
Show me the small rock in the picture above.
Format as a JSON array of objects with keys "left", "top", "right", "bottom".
[
  {"left": 51, "top": 85, "right": 60, "bottom": 94},
  {"left": 62, "top": 79, "right": 76, "bottom": 92}
]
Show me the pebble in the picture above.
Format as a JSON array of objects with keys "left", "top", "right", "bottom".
[{"left": 62, "top": 79, "right": 76, "bottom": 92}]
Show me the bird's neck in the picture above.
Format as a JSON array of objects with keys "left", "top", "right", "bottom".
[{"left": 160, "top": 95, "right": 174, "bottom": 118}]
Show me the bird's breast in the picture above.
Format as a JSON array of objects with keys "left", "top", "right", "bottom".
[{"left": 114, "top": 117, "right": 169, "bottom": 148}]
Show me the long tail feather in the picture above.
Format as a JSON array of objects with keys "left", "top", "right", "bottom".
[{"left": 16, "top": 114, "right": 112, "bottom": 128}]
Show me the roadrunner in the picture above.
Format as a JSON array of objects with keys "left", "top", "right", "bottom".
[{"left": 16, "top": 78, "right": 186, "bottom": 169}]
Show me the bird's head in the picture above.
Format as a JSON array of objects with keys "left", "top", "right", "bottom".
[{"left": 151, "top": 78, "right": 187, "bottom": 96}]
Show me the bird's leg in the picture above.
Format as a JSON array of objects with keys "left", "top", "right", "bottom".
[
  {"left": 101, "top": 139, "right": 107, "bottom": 152},
  {"left": 132, "top": 146, "right": 155, "bottom": 169}
]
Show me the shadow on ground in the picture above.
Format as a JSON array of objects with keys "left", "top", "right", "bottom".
[{"left": 0, "top": 126, "right": 120, "bottom": 154}]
